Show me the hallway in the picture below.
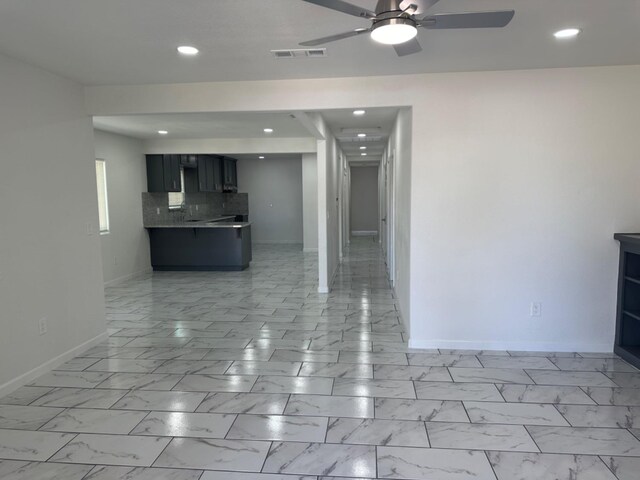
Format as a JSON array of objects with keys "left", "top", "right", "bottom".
[{"left": 0, "top": 240, "right": 639, "bottom": 479}]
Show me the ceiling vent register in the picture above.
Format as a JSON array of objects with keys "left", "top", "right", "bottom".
[{"left": 271, "top": 48, "right": 327, "bottom": 58}]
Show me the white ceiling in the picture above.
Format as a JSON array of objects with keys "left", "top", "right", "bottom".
[
  {"left": 232, "top": 153, "right": 302, "bottom": 162},
  {"left": 321, "top": 107, "right": 398, "bottom": 162},
  {"left": 93, "top": 112, "right": 311, "bottom": 139},
  {"left": 93, "top": 108, "right": 396, "bottom": 164},
  {"left": 0, "top": 0, "right": 638, "bottom": 86}
]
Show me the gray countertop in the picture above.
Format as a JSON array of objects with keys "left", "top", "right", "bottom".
[
  {"left": 145, "top": 216, "right": 251, "bottom": 229},
  {"left": 614, "top": 233, "right": 640, "bottom": 245}
]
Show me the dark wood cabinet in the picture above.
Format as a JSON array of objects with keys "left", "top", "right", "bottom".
[
  {"left": 146, "top": 154, "right": 181, "bottom": 193},
  {"left": 222, "top": 157, "right": 238, "bottom": 192},
  {"left": 147, "top": 153, "right": 236, "bottom": 194},
  {"left": 163, "top": 154, "right": 181, "bottom": 192},
  {"left": 197, "top": 155, "right": 223, "bottom": 192},
  {"left": 614, "top": 233, "right": 640, "bottom": 369}
]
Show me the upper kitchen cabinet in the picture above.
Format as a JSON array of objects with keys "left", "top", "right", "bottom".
[
  {"left": 146, "top": 154, "right": 181, "bottom": 192},
  {"left": 197, "top": 155, "right": 223, "bottom": 192},
  {"left": 222, "top": 157, "right": 238, "bottom": 192}
]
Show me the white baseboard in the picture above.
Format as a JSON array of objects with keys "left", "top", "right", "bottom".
[
  {"left": 407, "top": 338, "right": 613, "bottom": 353},
  {"left": 0, "top": 331, "right": 109, "bottom": 398},
  {"left": 303, "top": 248, "right": 318, "bottom": 253},
  {"left": 351, "top": 231, "right": 378, "bottom": 236},
  {"left": 104, "top": 268, "right": 152, "bottom": 287}
]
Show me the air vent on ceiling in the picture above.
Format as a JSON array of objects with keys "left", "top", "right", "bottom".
[{"left": 270, "top": 48, "right": 327, "bottom": 59}]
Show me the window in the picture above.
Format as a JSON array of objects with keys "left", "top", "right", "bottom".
[
  {"left": 168, "top": 168, "right": 185, "bottom": 209},
  {"left": 95, "top": 159, "right": 110, "bottom": 234}
]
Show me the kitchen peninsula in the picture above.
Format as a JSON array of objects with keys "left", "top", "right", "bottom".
[
  {"left": 143, "top": 153, "right": 252, "bottom": 271},
  {"left": 146, "top": 217, "right": 252, "bottom": 271}
]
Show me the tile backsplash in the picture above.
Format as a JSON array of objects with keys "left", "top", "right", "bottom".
[{"left": 142, "top": 192, "right": 248, "bottom": 226}]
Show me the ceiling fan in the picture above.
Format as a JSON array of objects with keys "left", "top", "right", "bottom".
[{"left": 299, "top": 0, "right": 515, "bottom": 56}]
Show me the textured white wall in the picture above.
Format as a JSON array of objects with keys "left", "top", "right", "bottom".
[
  {"left": 236, "top": 156, "right": 303, "bottom": 244},
  {"left": 350, "top": 166, "right": 379, "bottom": 234},
  {"left": 302, "top": 153, "right": 318, "bottom": 252},
  {"left": 85, "top": 65, "right": 640, "bottom": 352},
  {"left": 0, "top": 53, "right": 107, "bottom": 394},
  {"left": 409, "top": 70, "right": 640, "bottom": 352},
  {"left": 94, "top": 129, "right": 151, "bottom": 285}
]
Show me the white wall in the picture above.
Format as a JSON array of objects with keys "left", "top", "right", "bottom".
[
  {"left": 302, "top": 153, "right": 318, "bottom": 252},
  {"left": 389, "top": 108, "right": 412, "bottom": 335},
  {"left": 237, "top": 156, "right": 303, "bottom": 244},
  {"left": 409, "top": 70, "right": 639, "bottom": 352},
  {"left": 310, "top": 113, "right": 344, "bottom": 293},
  {"left": 0, "top": 53, "right": 107, "bottom": 395},
  {"left": 350, "top": 166, "right": 379, "bottom": 234},
  {"left": 85, "top": 65, "right": 640, "bottom": 352},
  {"left": 94, "top": 129, "right": 150, "bottom": 285}
]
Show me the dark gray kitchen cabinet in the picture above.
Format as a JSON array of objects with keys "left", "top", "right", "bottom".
[
  {"left": 146, "top": 154, "right": 181, "bottom": 193},
  {"left": 614, "top": 233, "right": 640, "bottom": 369},
  {"left": 197, "top": 155, "right": 223, "bottom": 192},
  {"left": 222, "top": 156, "right": 238, "bottom": 192}
]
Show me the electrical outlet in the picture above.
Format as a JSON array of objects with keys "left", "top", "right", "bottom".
[
  {"left": 195, "top": 205, "right": 199, "bottom": 211},
  {"left": 156, "top": 208, "right": 160, "bottom": 215},
  {"left": 85, "top": 222, "right": 94, "bottom": 236},
  {"left": 530, "top": 302, "right": 542, "bottom": 317},
  {"left": 114, "top": 256, "right": 118, "bottom": 266},
  {"left": 38, "top": 317, "right": 48, "bottom": 335}
]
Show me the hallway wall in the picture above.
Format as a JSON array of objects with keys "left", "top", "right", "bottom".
[
  {"left": 94, "top": 129, "right": 151, "bottom": 285},
  {"left": 302, "top": 153, "right": 318, "bottom": 252},
  {"left": 350, "top": 166, "right": 379, "bottom": 235}
]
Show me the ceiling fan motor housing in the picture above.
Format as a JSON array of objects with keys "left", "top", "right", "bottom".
[
  {"left": 375, "top": 0, "right": 406, "bottom": 17},
  {"left": 372, "top": 0, "right": 418, "bottom": 45}
]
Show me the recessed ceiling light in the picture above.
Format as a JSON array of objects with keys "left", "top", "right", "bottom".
[
  {"left": 259, "top": 156, "right": 265, "bottom": 159},
  {"left": 158, "top": 130, "right": 168, "bottom": 135},
  {"left": 360, "top": 146, "right": 367, "bottom": 150},
  {"left": 264, "top": 128, "right": 274, "bottom": 133},
  {"left": 353, "top": 110, "right": 366, "bottom": 116},
  {"left": 361, "top": 153, "right": 367, "bottom": 156},
  {"left": 554, "top": 28, "right": 581, "bottom": 39},
  {"left": 177, "top": 45, "right": 199, "bottom": 55},
  {"left": 357, "top": 133, "right": 366, "bottom": 137}
]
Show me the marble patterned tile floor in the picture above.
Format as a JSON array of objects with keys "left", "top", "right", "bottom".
[{"left": 1, "top": 239, "right": 640, "bottom": 479}]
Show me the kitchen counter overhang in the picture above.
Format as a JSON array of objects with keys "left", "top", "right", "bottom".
[{"left": 145, "top": 222, "right": 252, "bottom": 271}]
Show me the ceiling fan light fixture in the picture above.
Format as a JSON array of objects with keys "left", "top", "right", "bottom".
[{"left": 371, "top": 18, "right": 417, "bottom": 45}]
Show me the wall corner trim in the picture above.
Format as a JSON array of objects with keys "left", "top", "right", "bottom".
[{"left": 0, "top": 331, "right": 109, "bottom": 398}]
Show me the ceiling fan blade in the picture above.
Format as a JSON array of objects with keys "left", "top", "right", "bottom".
[
  {"left": 421, "top": 10, "right": 515, "bottom": 29},
  {"left": 393, "top": 38, "right": 423, "bottom": 57},
  {"left": 299, "top": 28, "right": 370, "bottom": 47},
  {"left": 300, "top": 0, "right": 376, "bottom": 19}
]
